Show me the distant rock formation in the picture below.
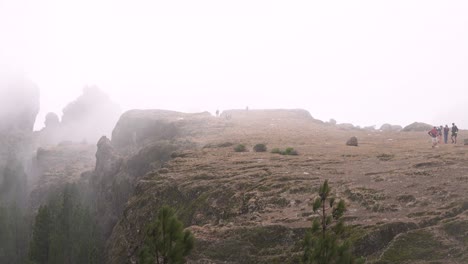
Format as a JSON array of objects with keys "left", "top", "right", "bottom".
[
  {"left": 44, "top": 112, "right": 60, "bottom": 128},
  {"left": 337, "top": 123, "right": 355, "bottom": 130},
  {"left": 346, "top": 136, "right": 358, "bottom": 146},
  {"left": 111, "top": 109, "right": 210, "bottom": 152},
  {"left": 402, "top": 122, "right": 433, "bottom": 132},
  {"left": 38, "top": 86, "right": 121, "bottom": 145},
  {"left": 380, "top": 123, "right": 403, "bottom": 132},
  {"left": 220, "top": 109, "right": 317, "bottom": 122}
]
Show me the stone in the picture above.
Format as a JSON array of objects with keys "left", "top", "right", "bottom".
[{"left": 346, "top": 136, "right": 358, "bottom": 146}]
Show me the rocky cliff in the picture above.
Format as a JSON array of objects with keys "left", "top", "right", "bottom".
[{"left": 100, "top": 109, "right": 468, "bottom": 264}]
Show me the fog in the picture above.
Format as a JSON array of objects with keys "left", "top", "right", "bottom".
[{"left": 1, "top": 0, "right": 467, "bottom": 130}]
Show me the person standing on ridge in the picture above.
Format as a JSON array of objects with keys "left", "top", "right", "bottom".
[
  {"left": 437, "top": 125, "right": 443, "bottom": 143},
  {"left": 451, "top": 123, "right": 459, "bottom": 144},
  {"left": 428, "top": 126, "right": 439, "bottom": 148},
  {"left": 443, "top": 125, "right": 450, "bottom": 144}
]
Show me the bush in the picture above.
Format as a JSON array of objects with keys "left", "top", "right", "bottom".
[
  {"left": 234, "top": 144, "right": 247, "bottom": 152},
  {"left": 253, "top": 144, "right": 267, "bottom": 152},
  {"left": 283, "top": 147, "right": 298, "bottom": 155},
  {"left": 271, "top": 148, "right": 281, "bottom": 154},
  {"left": 271, "top": 147, "right": 298, "bottom": 155}
]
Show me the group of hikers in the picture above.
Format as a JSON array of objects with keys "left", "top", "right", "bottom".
[{"left": 428, "top": 123, "right": 459, "bottom": 148}]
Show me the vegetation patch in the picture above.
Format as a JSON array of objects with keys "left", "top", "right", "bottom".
[
  {"left": 380, "top": 230, "right": 448, "bottom": 262},
  {"left": 192, "top": 174, "right": 216, "bottom": 180},
  {"left": 397, "top": 194, "right": 416, "bottom": 203},
  {"left": 345, "top": 188, "right": 387, "bottom": 211},
  {"left": 443, "top": 220, "right": 468, "bottom": 245},
  {"left": 234, "top": 144, "right": 247, "bottom": 152},
  {"left": 203, "top": 142, "right": 234, "bottom": 148},
  {"left": 376, "top": 153, "right": 394, "bottom": 161},
  {"left": 289, "top": 186, "right": 313, "bottom": 194},
  {"left": 271, "top": 147, "right": 298, "bottom": 155},
  {"left": 253, "top": 143, "right": 267, "bottom": 152}
]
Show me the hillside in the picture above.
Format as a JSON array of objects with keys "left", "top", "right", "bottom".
[{"left": 95, "top": 109, "right": 468, "bottom": 263}]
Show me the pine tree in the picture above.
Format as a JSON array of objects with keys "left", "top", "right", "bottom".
[
  {"left": 29, "top": 205, "right": 51, "bottom": 264},
  {"left": 302, "top": 180, "right": 364, "bottom": 264},
  {"left": 29, "top": 184, "right": 103, "bottom": 264},
  {"left": 139, "top": 206, "right": 195, "bottom": 264}
]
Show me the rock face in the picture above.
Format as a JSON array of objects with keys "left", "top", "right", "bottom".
[
  {"left": 38, "top": 86, "right": 121, "bottom": 145},
  {"left": 111, "top": 109, "right": 210, "bottom": 152},
  {"left": 103, "top": 112, "right": 468, "bottom": 263},
  {"left": 402, "top": 122, "right": 433, "bottom": 132},
  {"left": 90, "top": 110, "right": 214, "bottom": 238},
  {"left": 346, "top": 136, "right": 358, "bottom": 146},
  {"left": 29, "top": 143, "right": 97, "bottom": 210},
  {"left": 0, "top": 75, "right": 40, "bottom": 206}
]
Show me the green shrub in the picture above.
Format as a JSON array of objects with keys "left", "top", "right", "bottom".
[
  {"left": 234, "top": 144, "right": 247, "bottom": 152},
  {"left": 271, "top": 148, "right": 281, "bottom": 154},
  {"left": 283, "top": 147, "right": 298, "bottom": 155},
  {"left": 253, "top": 144, "right": 267, "bottom": 152},
  {"left": 271, "top": 147, "right": 298, "bottom": 155}
]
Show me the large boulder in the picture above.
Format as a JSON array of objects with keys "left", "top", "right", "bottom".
[
  {"left": 346, "top": 136, "right": 358, "bottom": 146},
  {"left": 402, "top": 122, "right": 433, "bottom": 132}
]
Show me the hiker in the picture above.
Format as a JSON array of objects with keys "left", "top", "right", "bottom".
[
  {"left": 443, "top": 125, "right": 450, "bottom": 144},
  {"left": 428, "top": 126, "right": 439, "bottom": 148},
  {"left": 451, "top": 123, "right": 459, "bottom": 144},
  {"left": 437, "top": 126, "right": 443, "bottom": 143},
  {"left": 216, "top": 109, "right": 219, "bottom": 117}
]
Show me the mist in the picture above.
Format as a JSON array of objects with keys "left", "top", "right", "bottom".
[{"left": 1, "top": 1, "right": 467, "bottom": 130}]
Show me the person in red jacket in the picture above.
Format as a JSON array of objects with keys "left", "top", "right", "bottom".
[{"left": 428, "top": 127, "right": 439, "bottom": 148}]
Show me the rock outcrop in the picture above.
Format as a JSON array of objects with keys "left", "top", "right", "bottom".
[
  {"left": 380, "top": 123, "right": 403, "bottom": 132},
  {"left": 402, "top": 122, "right": 433, "bottom": 132},
  {"left": 38, "top": 86, "right": 121, "bottom": 145},
  {"left": 90, "top": 110, "right": 214, "bottom": 238},
  {"left": 29, "top": 143, "right": 97, "bottom": 210}
]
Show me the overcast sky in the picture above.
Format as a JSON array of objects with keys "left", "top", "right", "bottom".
[{"left": 1, "top": 0, "right": 467, "bottom": 130}]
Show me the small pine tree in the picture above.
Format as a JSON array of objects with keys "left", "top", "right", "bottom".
[
  {"left": 139, "top": 206, "right": 194, "bottom": 264},
  {"left": 302, "top": 180, "right": 364, "bottom": 264},
  {"left": 29, "top": 205, "right": 51, "bottom": 264}
]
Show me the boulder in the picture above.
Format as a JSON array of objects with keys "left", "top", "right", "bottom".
[
  {"left": 402, "top": 122, "right": 433, "bottom": 132},
  {"left": 346, "top": 136, "right": 358, "bottom": 146}
]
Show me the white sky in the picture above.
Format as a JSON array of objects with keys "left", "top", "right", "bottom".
[{"left": 1, "top": 0, "right": 467, "bottom": 130}]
